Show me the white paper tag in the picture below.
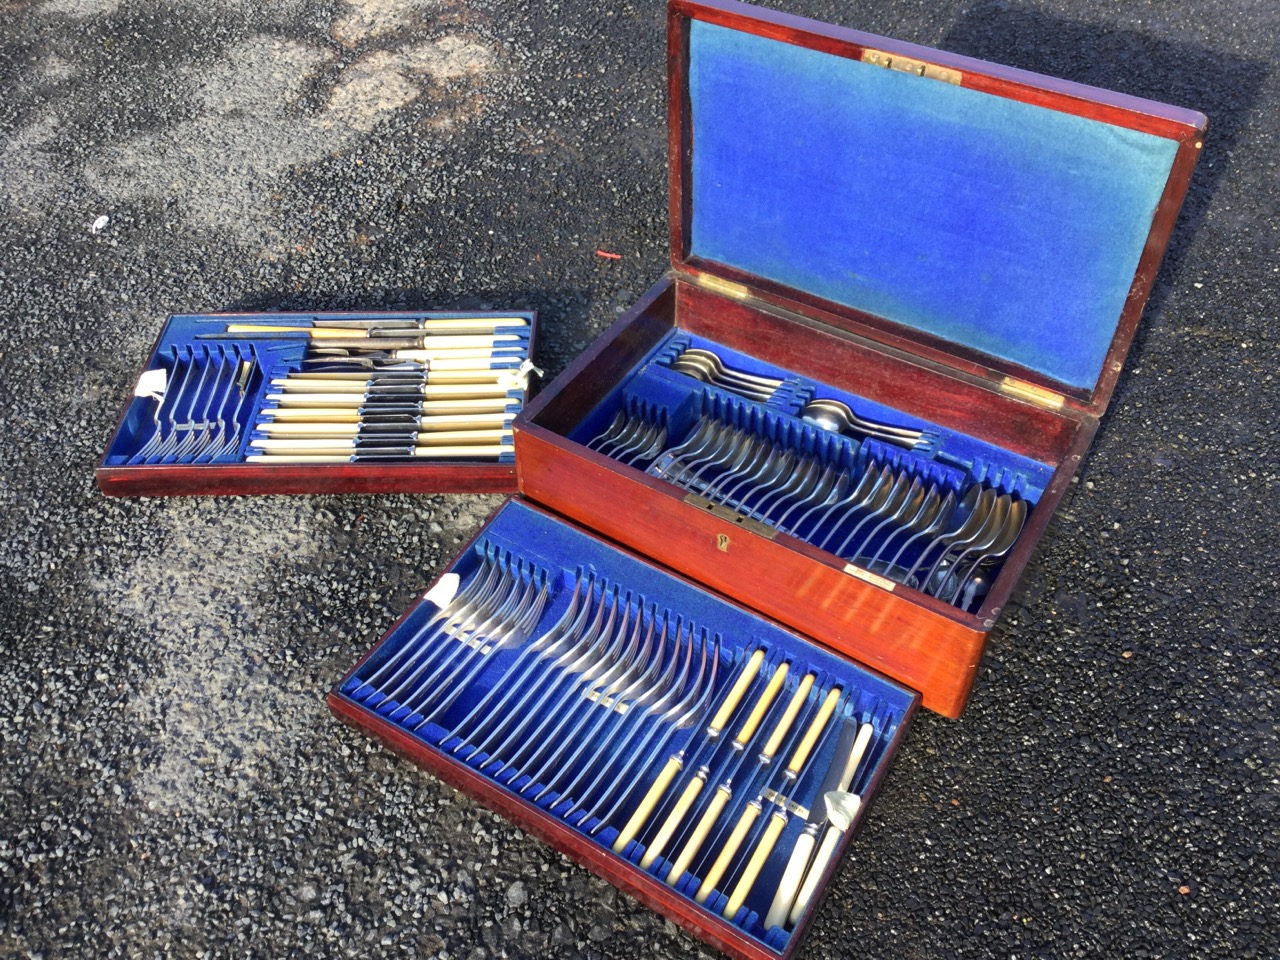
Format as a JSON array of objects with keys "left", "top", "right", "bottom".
[
  {"left": 423, "top": 572, "right": 460, "bottom": 610},
  {"left": 494, "top": 359, "right": 545, "bottom": 393},
  {"left": 134, "top": 368, "right": 168, "bottom": 400}
]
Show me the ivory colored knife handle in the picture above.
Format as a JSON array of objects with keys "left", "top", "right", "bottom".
[
  {"left": 695, "top": 799, "right": 761, "bottom": 905},
  {"left": 393, "top": 347, "right": 527, "bottom": 362},
  {"left": 764, "top": 824, "right": 818, "bottom": 930},
  {"left": 733, "top": 662, "right": 788, "bottom": 747},
  {"left": 786, "top": 687, "right": 842, "bottom": 777},
  {"left": 640, "top": 769, "right": 707, "bottom": 870},
  {"left": 227, "top": 324, "right": 369, "bottom": 337},
  {"left": 790, "top": 819, "right": 849, "bottom": 926},
  {"left": 724, "top": 809, "right": 788, "bottom": 920},
  {"left": 763, "top": 673, "right": 814, "bottom": 759},
  {"left": 712, "top": 649, "right": 766, "bottom": 732},
  {"left": 260, "top": 399, "right": 519, "bottom": 420},
  {"left": 428, "top": 354, "right": 524, "bottom": 369},
  {"left": 244, "top": 444, "right": 509, "bottom": 462},
  {"left": 838, "top": 722, "right": 875, "bottom": 793},
  {"left": 613, "top": 754, "right": 682, "bottom": 854},
  {"left": 666, "top": 783, "right": 731, "bottom": 887},
  {"left": 270, "top": 373, "right": 508, "bottom": 391},
  {"left": 265, "top": 385, "right": 513, "bottom": 404}
]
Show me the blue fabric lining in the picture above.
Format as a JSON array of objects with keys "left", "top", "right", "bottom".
[
  {"left": 102, "top": 312, "right": 532, "bottom": 465},
  {"left": 687, "top": 21, "right": 1180, "bottom": 390},
  {"left": 337, "top": 499, "right": 916, "bottom": 946}
]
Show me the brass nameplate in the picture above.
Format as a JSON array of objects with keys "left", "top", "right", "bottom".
[
  {"left": 684, "top": 493, "right": 779, "bottom": 540},
  {"left": 861, "top": 48, "right": 962, "bottom": 85},
  {"left": 843, "top": 563, "right": 897, "bottom": 591}
]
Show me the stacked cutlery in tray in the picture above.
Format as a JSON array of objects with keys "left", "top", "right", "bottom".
[
  {"left": 568, "top": 332, "right": 1053, "bottom": 615},
  {"left": 329, "top": 498, "right": 916, "bottom": 957},
  {"left": 513, "top": 274, "right": 1085, "bottom": 720},
  {"left": 97, "top": 310, "right": 537, "bottom": 496}
]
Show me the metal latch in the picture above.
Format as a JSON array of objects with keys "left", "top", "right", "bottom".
[
  {"left": 1000, "top": 376, "right": 1066, "bottom": 411},
  {"left": 861, "top": 48, "right": 962, "bottom": 85},
  {"left": 684, "top": 493, "right": 778, "bottom": 540}
]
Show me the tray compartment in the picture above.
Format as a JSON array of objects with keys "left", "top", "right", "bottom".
[
  {"left": 567, "top": 336, "right": 1051, "bottom": 613},
  {"left": 98, "top": 310, "right": 536, "bottom": 496},
  {"left": 517, "top": 275, "right": 1095, "bottom": 717},
  {"left": 330, "top": 498, "right": 917, "bottom": 960}
]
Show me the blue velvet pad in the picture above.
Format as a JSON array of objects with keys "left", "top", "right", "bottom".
[
  {"left": 336, "top": 499, "right": 916, "bottom": 948},
  {"left": 102, "top": 312, "right": 532, "bottom": 466},
  {"left": 687, "top": 21, "right": 1180, "bottom": 390}
]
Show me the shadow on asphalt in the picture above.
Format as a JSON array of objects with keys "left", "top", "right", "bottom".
[{"left": 943, "top": 1, "right": 1267, "bottom": 310}]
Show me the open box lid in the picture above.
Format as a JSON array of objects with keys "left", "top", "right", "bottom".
[{"left": 667, "top": 0, "right": 1206, "bottom": 416}]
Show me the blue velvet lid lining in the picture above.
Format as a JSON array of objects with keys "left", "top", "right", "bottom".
[{"left": 686, "top": 20, "right": 1181, "bottom": 392}]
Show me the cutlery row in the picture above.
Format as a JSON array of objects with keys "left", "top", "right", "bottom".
[
  {"left": 586, "top": 400, "right": 1028, "bottom": 610},
  {"left": 655, "top": 340, "right": 926, "bottom": 449},
  {"left": 336, "top": 517, "right": 910, "bottom": 946}
]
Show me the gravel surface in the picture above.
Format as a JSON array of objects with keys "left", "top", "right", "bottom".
[{"left": 1, "top": 0, "right": 1276, "bottom": 958}]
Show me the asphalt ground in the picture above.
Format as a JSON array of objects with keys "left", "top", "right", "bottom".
[{"left": 1, "top": 0, "right": 1276, "bottom": 958}]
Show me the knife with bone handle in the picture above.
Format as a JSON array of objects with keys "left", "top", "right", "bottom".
[
  {"left": 259, "top": 398, "right": 520, "bottom": 421},
  {"left": 261, "top": 383, "right": 518, "bottom": 406},
  {"left": 611, "top": 648, "right": 765, "bottom": 855},
  {"left": 639, "top": 658, "right": 789, "bottom": 871},
  {"left": 199, "top": 332, "right": 526, "bottom": 352},
  {"left": 245, "top": 442, "right": 511, "bottom": 463},
  {"left": 268, "top": 369, "right": 518, "bottom": 388},
  {"left": 255, "top": 412, "right": 515, "bottom": 437},
  {"left": 760, "top": 717, "right": 870, "bottom": 929},
  {"left": 216, "top": 316, "right": 528, "bottom": 335},
  {"left": 781, "top": 716, "right": 876, "bottom": 926}
]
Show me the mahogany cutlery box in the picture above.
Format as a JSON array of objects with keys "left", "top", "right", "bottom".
[
  {"left": 513, "top": 0, "right": 1207, "bottom": 719},
  {"left": 327, "top": 2, "right": 1203, "bottom": 959},
  {"left": 96, "top": 309, "right": 537, "bottom": 497}
]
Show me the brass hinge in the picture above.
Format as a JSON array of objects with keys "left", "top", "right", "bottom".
[
  {"left": 1000, "top": 376, "right": 1066, "bottom": 411},
  {"left": 684, "top": 493, "right": 778, "bottom": 540},
  {"left": 861, "top": 48, "right": 962, "bottom": 85},
  {"left": 695, "top": 273, "right": 751, "bottom": 302}
]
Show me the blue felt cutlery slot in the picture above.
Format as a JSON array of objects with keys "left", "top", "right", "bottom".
[
  {"left": 332, "top": 498, "right": 917, "bottom": 953},
  {"left": 101, "top": 311, "right": 536, "bottom": 471},
  {"left": 565, "top": 326, "right": 1053, "bottom": 612}
]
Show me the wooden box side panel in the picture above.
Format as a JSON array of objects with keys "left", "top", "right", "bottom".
[
  {"left": 522, "top": 278, "right": 676, "bottom": 434},
  {"left": 517, "top": 426, "right": 986, "bottom": 718},
  {"left": 95, "top": 462, "right": 518, "bottom": 497}
]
